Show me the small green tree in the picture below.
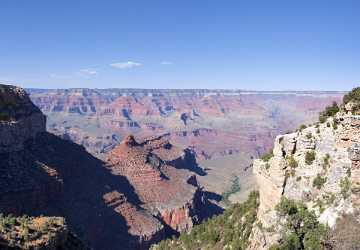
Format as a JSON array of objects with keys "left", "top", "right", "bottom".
[{"left": 305, "top": 151, "right": 316, "bottom": 165}]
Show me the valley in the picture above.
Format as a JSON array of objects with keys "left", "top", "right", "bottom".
[{"left": 28, "top": 89, "right": 343, "bottom": 203}]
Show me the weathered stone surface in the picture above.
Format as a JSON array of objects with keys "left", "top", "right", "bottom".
[
  {"left": 249, "top": 107, "right": 360, "bottom": 249},
  {"left": 107, "top": 134, "right": 206, "bottom": 233},
  {"left": 0, "top": 85, "right": 45, "bottom": 153}
]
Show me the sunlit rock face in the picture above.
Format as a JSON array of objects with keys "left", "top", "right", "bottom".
[{"left": 249, "top": 102, "right": 360, "bottom": 249}]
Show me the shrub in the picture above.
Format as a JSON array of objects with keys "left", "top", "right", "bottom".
[
  {"left": 333, "top": 120, "right": 338, "bottom": 130},
  {"left": 306, "top": 133, "right": 312, "bottom": 139},
  {"left": 287, "top": 155, "right": 298, "bottom": 169},
  {"left": 152, "top": 192, "right": 259, "bottom": 250},
  {"left": 343, "top": 87, "right": 360, "bottom": 104},
  {"left": 265, "top": 163, "right": 270, "bottom": 170},
  {"left": 305, "top": 151, "right": 316, "bottom": 165},
  {"left": 273, "top": 198, "right": 328, "bottom": 250},
  {"left": 313, "top": 175, "right": 327, "bottom": 189},
  {"left": 261, "top": 150, "right": 273, "bottom": 162},
  {"left": 222, "top": 175, "right": 241, "bottom": 204},
  {"left": 340, "top": 177, "right": 351, "bottom": 199},
  {"left": 319, "top": 101, "right": 339, "bottom": 122},
  {"left": 299, "top": 124, "right": 307, "bottom": 131},
  {"left": 322, "top": 154, "right": 330, "bottom": 170}
]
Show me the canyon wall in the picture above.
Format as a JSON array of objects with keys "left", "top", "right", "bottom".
[
  {"left": 249, "top": 101, "right": 360, "bottom": 249},
  {"left": 28, "top": 89, "right": 343, "bottom": 161},
  {"left": 0, "top": 84, "right": 214, "bottom": 249}
]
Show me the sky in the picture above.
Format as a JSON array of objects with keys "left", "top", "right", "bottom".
[{"left": 0, "top": 0, "right": 359, "bottom": 90}]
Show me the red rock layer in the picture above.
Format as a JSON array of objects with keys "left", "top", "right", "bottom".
[{"left": 107, "top": 134, "right": 204, "bottom": 232}]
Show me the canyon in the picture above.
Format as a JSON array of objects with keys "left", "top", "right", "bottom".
[
  {"left": 0, "top": 84, "right": 216, "bottom": 249},
  {"left": 28, "top": 88, "right": 343, "bottom": 202},
  {"left": 152, "top": 89, "right": 360, "bottom": 250}
]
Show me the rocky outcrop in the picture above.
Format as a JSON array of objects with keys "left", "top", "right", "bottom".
[
  {"left": 0, "top": 85, "right": 45, "bottom": 153},
  {"left": 0, "top": 84, "right": 216, "bottom": 249},
  {"left": 248, "top": 101, "right": 360, "bottom": 249},
  {"left": 107, "top": 134, "right": 206, "bottom": 233},
  {"left": 0, "top": 215, "right": 86, "bottom": 250}
]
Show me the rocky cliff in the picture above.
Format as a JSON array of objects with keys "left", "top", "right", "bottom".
[
  {"left": 249, "top": 92, "right": 360, "bottom": 249},
  {"left": 28, "top": 88, "right": 343, "bottom": 160},
  {"left": 0, "top": 84, "right": 214, "bottom": 249},
  {"left": 107, "top": 134, "right": 207, "bottom": 233}
]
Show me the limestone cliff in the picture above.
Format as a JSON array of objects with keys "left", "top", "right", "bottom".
[{"left": 249, "top": 98, "right": 360, "bottom": 249}]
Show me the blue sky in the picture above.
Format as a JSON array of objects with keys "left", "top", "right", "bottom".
[{"left": 0, "top": 0, "right": 359, "bottom": 90}]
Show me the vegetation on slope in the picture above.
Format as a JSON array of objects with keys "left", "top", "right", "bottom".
[
  {"left": 0, "top": 214, "right": 88, "bottom": 250},
  {"left": 221, "top": 174, "right": 241, "bottom": 205},
  {"left": 0, "top": 214, "right": 66, "bottom": 249},
  {"left": 270, "top": 198, "right": 328, "bottom": 250},
  {"left": 152, "top": 191, "right": 259, "bottom": 250}
]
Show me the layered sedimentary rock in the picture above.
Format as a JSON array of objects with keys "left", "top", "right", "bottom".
[
  {"left": 249, "top": 102, "right": 360, "bottom": 249},
  {"left": 0, "top": 85, "right": 46, "bottom": 153},
  {"left": 28, "top": 88, "right": 343, "bottom": 160},
  {"left": 107, "top": 134, "right": 206, "bottom": 233},
  {"left": 0, "top": 84, "right": 213, "bottom": 249}
]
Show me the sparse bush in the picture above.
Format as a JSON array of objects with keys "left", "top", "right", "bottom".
[
  {"left": 273, "top": 198, "right": 328, "bottom": 250},
  {"left": 261, "top": 150, "right": 274, "bottom": 162},
  {"left": 265, "top": 163, "right": 270, "bottom": 170},
  {"left": 287, "top": 155, "right": 298, "bottom": 169},
  {"left": 306, "top": 133, "right": 312, "bottom": 139},
  {"left": 333, "top": 120, "right": 338, "bottom": 130},
  {"left": 313, "top": 175, "right": 327, "bottom": 189},
  {"left": 340, "top": 177, "right": 351, "bottom": 199},
  {"left": 319, "top": 101, "right": 339, "bottom": 123},
  {"left": 322, "top": 154, "right": 330, "bottom": 170},
  {"left": 222, "top": 175, "right": 241, "bottom": 204},
  {"left": 152, "top": 192, "right": 259, "bottom": 250},
  {"left": 343, "top": 87, "right": 360, "bottom": 104},
  {"left": 305, "top": 151, "right": 316, "bottom": 165},
  {"left": 299, "top": 124, "right": 307, "bottom": 131}
]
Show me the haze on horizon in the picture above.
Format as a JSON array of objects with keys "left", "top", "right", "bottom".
[{"left": 1, "top": 1, "right": 359, "bottom": 91}]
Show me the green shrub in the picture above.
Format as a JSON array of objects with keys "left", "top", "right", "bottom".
[
  {"left": 319, "top": 115, "right": 327, "bottom": 123},
  {"left": 305, "top": 151, "right": 316, "bottom": 165},
  {"left": 287, "top": 155, "right": 298, "bottom": 169},
  {"left": 261, "top": 150, "right": 274, "bottom": 162},
  {"left": 222, "top": 175, "right": 241, "bottom": 204},
  {"left": 343, "top": 87, "right": 360, "bottom": 104},
  {"left": 313, "top": 175, "right": 327, "bottom": 189},
  {"left": 299, "top": 124, "right": 307, "bottom": 131},
  {"left": 152, "top": 192, "right": 260, "bottom": 250},
  {"left": 273, "top": 198, "right": 328, "bottom": 250},
  {"left": 333, "top": 120, "right": 338, "bottom": 130},
  {"left": 340, "top": 177, "right": 351, "bottom": 199},
  {"left": 319, "top": 102, "right": 339, "bottom": 123},
  {"left": 322, "top": 154, "right": 330, "bottom": 170},
  {"left": 0, "top": 112, "right": 10, "bottom": 121},
  {"left": 306, "top": 133, "right": 312, "bottom": 139}
]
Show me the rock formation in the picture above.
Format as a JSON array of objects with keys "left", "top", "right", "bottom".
[
  {"left": 249, "top": 95, "right": 360, "bottom": 249},
  {"left": 107, "top": 134, "right": 206, "bottom": 233},
  {"left": 0, "top": 84, "right": 213, "bottom": 249},
  {"left": 28, "top": 88, "right": 343, "bottom": 160}
]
